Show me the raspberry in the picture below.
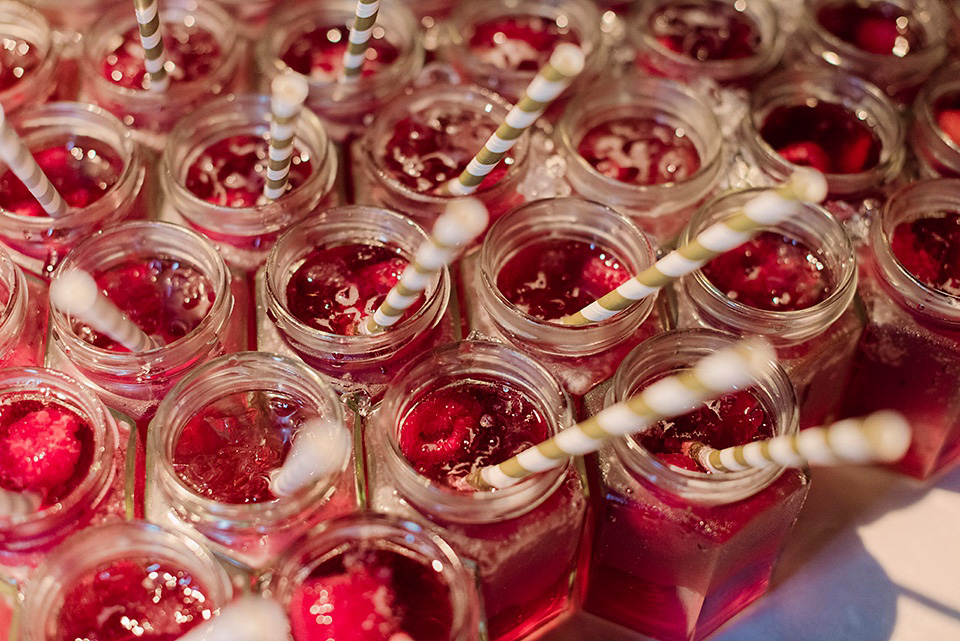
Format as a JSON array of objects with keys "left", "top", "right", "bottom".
[
  {"left": 854, "top": 16, "right": 901, "bottom": 54},
  {"left": 775, "top": 141, "right": 831, "bottom": 173},
  {"left": 0, "top": 407, "right": 83, "bottom": 496}
]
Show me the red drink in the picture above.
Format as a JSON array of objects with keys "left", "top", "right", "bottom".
[
  {"left": 468, "top": 15, "right": 580, "bottom": 73},
  {"left": 582, "top": 330, "right": 809, "bottom": 641},
  {"left": 0, "top": 35, "right": 42, "bottom": 93},
  {"left": 935, "top": 93, "right": 960, "bottom": 152},
  {"left": 0, "top": 1, "right": 60, "bottom": 115},
  {"left": 280, "top": 24, "right": 400, "bottom": 81},
  {"left": 101, "top": 24, "right": 221, "bottom": 91},
  {"left": 816, "top": 0, "right": 925, "bottom": 55},
  {"left": 911, "top": 66, "right": 960, "bottom": 178},
  {"left": 649, "top": 0, "right": 761, "bottom": 61}
]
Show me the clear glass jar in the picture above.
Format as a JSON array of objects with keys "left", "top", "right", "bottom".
[
  {"left": 628, "top": 0, "right": 785, "bottom": 86},
  {"left": 261, "top": 206, "right": 453, "bottom": 402},
  {"left": 367, "top": 340, "right": 587, "bottom": 641},
  {"left": 160, "top": 94, "right": 339, "bottom": 272},
  {"left": 582, "top": 329, "right": 809, "bottom": 641},
  {"left": 438, "top": 0, "right": 609, "bottom": 105},
  {"left": 839, "top": 179, "right": 960, "bottom": 478},
  {"left": 0, "top": 368, "right": 122, "bottom": 583},
  {"left": 257, "top": 0, "right": 425, "bottom": 143},
  {"left": 476, "top": 197, "right": 661, "bottom": 397},
  {"left": 557, "top": 76, "right": 724, "bottom": 243},
  {"left": 0, "top": 245, "right": 46, "bottom": 369},
  {"left": 0, "top": 1, "right": 61, "bottom": 115},
  {"left": 353, "top": 83, "right": 530, "bottom": 231},
  {"left": 79, "top": 0, "right": 243, "bottom": 151},
  {"left": 265, "top": 512, "right": 482, "bottom": 641},
  {"left": 47, "top": 222, "right": 240, "bottom": 424},
  {"left": 794, "top": 0, "right": 949, "bottom": 100},
  {"left": 911, "top": 62, "right": 960, "bottom": 178},
  {"left": 676, "top": 189, "right": 862, "bottom": 428},
  {"left": 18, "top": 521, "right": 233, "bottom": 641},
  {"left": 0, "top": 102, "right": 146, "bottom": 278}
]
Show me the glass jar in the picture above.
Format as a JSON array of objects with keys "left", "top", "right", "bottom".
[
  {"left": 582, "top": 329, "right": 809, "bottom": 641},
  {"left": 628, "top": 0, "right": 785, "bottom": 86},
  {"left": 794, "top": 0, "right": 949, "bottom": 100},
  {"left": 353, "top": 83, "right": 530, "bottom": 231},
  {"left": 0, "top": 102, "right": 146, "bottom": 278},
  {"left": 160, "top": 94, "right": 339, "bottom": 272},
  {"left": 147, "top": 351, "right": 357, "bottom": 569},
  {"left": 557, "top": 76, "right": 724, "bottom": 243},
  {"left": 79, "top": 0, "right": 243, "bottom": 151},
  {"left": 265, "top": 513, "right": 482, "bottom": 641},
  {"left": 0, "top": 245, "right": 46, "bottom": 369},
  {"left": 438, "top": 0, "right": 609, "bottom": 105},
  {"left": 261, "top": 206, "right": 453, "bottom": 402},
  {"left": 368, "top": 340, "right": 587, "bottom": 641},
  {"left": 476, "top": 197, "right": 661, "bottom": 397},
  {"left": 0, "top": 368, "right": 122, "bottom": 583},
  {"left": 257, "top": 0, "right": 425, "bottom": 143},
  {"left": 0, "top": 1, "right": 61, "bottom": 115},
  {"left": 18, "top": 521, "right": 233, "bottom": 641},
  {"left": 676, "top": 189, "right": 862, "bottom": 428},
  {"left": 911, "top": 63, "right": 960, "bottom": 178},
  {"left": 839, "top": 179, "right": 960, "bottom": 479}
]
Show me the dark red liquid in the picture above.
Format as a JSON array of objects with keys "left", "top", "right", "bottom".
[
  {"left": 890, "top": 212, "right": 960, "bottom": 295},
  {"left": 496, "top": 238, "right": 630, "bottom": 320},
  {"left": 382, "top": 107, "right": 514, "bottom": 194},
  {"left": 101, "top": 23, "right": 222, "bottom": 90},
  {"left": 934, "top": 92, "right": 960, "bottom": 147},
  {"left": 635, "top": 389, "right": 773, "bottom": 471},
  {"left": 71, "top": 258, "right": 216, "bottom": 351},
  {"left": 280, "top": 24, "right": 400, "bottom": 81},
  {"left": 54, "top": 559, "right": 214, "bottom": 641},
  {"left": 0, "top": 396, "right": 94, "bottom": 509},
  {"left": 290, "top": 545, "right": 454, "bottom": 641},
  {"left": 468, "top": 15, "right": 580, "bottom": 72},
  {"left": 0, "top": 36, "right": 42, "bottom": 92},
  {"left": 285, "top": 243, "right": 415, "bottom": 336},
  {"left": 759, "top": 101, "right": 882, "bottom": 174},
  {"left": 701, "top": 231, "right": 833, "bottom": 311},
  {"left": 398, "top": 379, "right": 549, "bottom": 491},
  {"left": 184, "top": 134, "right": 314, "bottom": 207},
  {"left": 649, "top": 1, "right": 761, "bottom": 61},
  {"left": 817, "top": 1, "right": 926, "bottom": 55},
  {"left": 173, "top": 390, "right": 314, "bottom": 504},
  {"left": 0, "top": 137, "right": 123, "bottom": 216},
  {"left": 577, "top": 116, "right": 702, "bottom": 185}
]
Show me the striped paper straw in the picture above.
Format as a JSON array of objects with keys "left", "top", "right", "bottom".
[
  {"left": 338, "top": 0, "right": 381, "bottom": 83},
  {"left": 132, "top": 0, "right": 169, "bottom": 91},
  {"left": 446, "top": 43, "right": 586, "bottom": 197},
  {"left": 269, "top": 418, "right": 352, "bottom": 497},
  {"left": 362, "top": 198, "right": 489, "bottom": 334},
  {"left": 177, "top": 596, "right": 290, "bottom": 641},
  {"left": 470, "top": 337, "right": 775, "bottom": 490},
  {"left": 683, "top": 411, "right": 911, "bottom": 473},
  {"left": 559, "top": 168, "right": 829, "bottom": 326},
  {"left": 0, "top": 488, "right": 40, "bottom": 517},
  {"left": 0, "top": 104, "right": 68, "bottom": 217},
  {"left": 264, "top": 73, "right": 310, "bottom": 201},
  {"left": 50, "top": 269, "right": 158, "bottom": 352}
]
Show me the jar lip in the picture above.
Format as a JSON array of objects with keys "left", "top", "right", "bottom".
[
  {"left": 0, "top": 244, "right": 23, "bottom": 336},
  {"left": 0, "top": 101, "right": 142, "bottom": 227},
  {"left": 361, "top": 83, "right": 530, "bottom": 204}
]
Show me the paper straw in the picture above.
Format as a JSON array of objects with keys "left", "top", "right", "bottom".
[
  {"left": 338, "top": 0, "right": 381, "bottom": 83},
  {"left": 269, "top": 418, "right": 352, "bottom": 497},
  {"left": 559, "top": 168, "right": 829, "bottom": 326},
  {"left": 470, "top": 337, "right": 775, "bottom": 490},
  {"left": 50, "top": 269, "right": 158, "bottom": 352},
  {"left": 132, "top": 0, "right": 169, "bottom": 91},
  {"left": 362, "top": 198, "right": 489, "bottom": 334},
  {"left": 264, "top": 73, "right": 310, "bottom": 201},
  {"left": 682, "top": 410, "right": 911, "bottom": 473},
  {"left": 0, "top": 104, "right": 68, "bottom": 218},
  {"left": 177, "top": 596, "right": 290, "bottom": 641},
  {"left": 446, "top": 44, "right": 586, "bottom": 197},
  {"left": 0, "top": 488, "right": 40, "bottom": 517}
]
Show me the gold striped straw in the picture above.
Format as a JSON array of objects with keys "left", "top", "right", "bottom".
[
  {"left": 446, "top": 43, "right": 586, "bottom": 197},
  {"left": 50, "top": 269, "right": 158, "bottom": 352},
  {"left": 0, "top": 488, "right": 40, "bottom": 517},
  {"left": 682, "top": 411, "right": 911, "bottom": 473},
  {"left": 264, "top": 73, "right": 310, "bottom": 201},
  {"left": 176, "top": 595, "right": 290, "bottom": 641},
  {"left": 0, "top": 104, "right": 68, "bottom": 218},
  {"left": 132, "top": 0, "right": 169, "bottom": 91},
  {"left": 362, "top": 198, "right": 489, "bottom": 334},
  {"left": 338, "top": 0, "right": 381, "bottom": 84},
  {"left": 559, "top": 168, "right": 829, "bottom": 326},
  {"left": 469, "top": 337, "right": 775, "bottom": 490}
]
